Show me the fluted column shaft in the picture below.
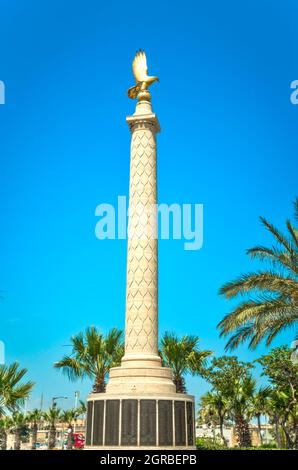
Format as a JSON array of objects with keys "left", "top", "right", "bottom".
[{"left": 122, "top": 102, "right": 160, "bottom": 364}]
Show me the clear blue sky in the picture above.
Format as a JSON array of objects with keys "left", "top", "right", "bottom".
[{"left": 0, "top": 0, "right": 297, "bottom": 410}]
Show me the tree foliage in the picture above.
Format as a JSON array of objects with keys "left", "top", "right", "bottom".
[
  {"left": 0, "top": 362, "right": 34, "bottom": 417},
  {"left": 218, "top": 199, "right": 298, "bottom": 349},
  {"left": 160, "top": 332, "right": 212, "bottom": 393},
  {"left": 257, "top": 346, "right": 298, "bottom": 448},
  {"left": 54, "top": 327, "right": 124, "bottom": 392},
  {"left": 201, "top": 356, "right": 255, "bottom": 447}
]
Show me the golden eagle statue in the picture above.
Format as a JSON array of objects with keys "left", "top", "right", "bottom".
[{"left": 127, "top": 50, "right": 159, "bottom": 100}]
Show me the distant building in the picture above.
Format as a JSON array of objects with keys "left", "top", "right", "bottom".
[
  {"left": 7, "top": 418, "right": 86, "bottom": 450},
  {"left": 196, "top": 424, "right": 275, "bottom": 447}
]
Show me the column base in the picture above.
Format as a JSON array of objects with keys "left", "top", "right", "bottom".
[
  {"left": 106, "top": 363, "right": 176, "bottom": 395},
  {"left": 85, "top": 392, "right": 196, "bottom": 450}
]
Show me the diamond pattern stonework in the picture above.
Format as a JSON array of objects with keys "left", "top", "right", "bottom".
[{"left": 125, "top": 121, "right": 159, "bottom": 355}]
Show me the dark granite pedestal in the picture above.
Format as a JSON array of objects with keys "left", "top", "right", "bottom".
[{"left": 85, "top": 393, "right": 195, "bottom": 450}]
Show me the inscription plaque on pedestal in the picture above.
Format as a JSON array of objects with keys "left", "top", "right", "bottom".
[
  {"left": 121, "top": 400, "right": 138, "bottom": 446},
  {"left": 93, "top": 400, "right": 104, "bottom": 445},
  {"left": 158, "top": 400, "right": 173, "bottom": 446},
  {"left": 175, "top": 401, "right": 186, "bottom": 446},
  {"left": 140, "top": 400, "right": 156, "bottom": 446},
  {"left": 85, "top": 401, "right": 93, "bottom": 445},
  {"left": 105, "top": 400, "right": 120, "bottom": 446},
  {"left": 186, "top": 402, "right": 194, "bottom": 446}
]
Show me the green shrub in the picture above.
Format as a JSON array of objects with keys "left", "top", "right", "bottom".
[
  {"left": 259, "top": 443, "right": 277, "bottom": 449},
  {"left": 196, "top": 437, "right": 226, "bottom": 450},
  {"left": 196, "top": 437, "right": 280, "bottom": 450}
]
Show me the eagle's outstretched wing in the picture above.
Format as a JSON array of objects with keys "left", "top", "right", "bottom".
[
  {"left": 127, "top": 85, "right": 139, "bottom": 99},
  {"left": 132, "top": 50, "right": 148, "bottom": 83}
]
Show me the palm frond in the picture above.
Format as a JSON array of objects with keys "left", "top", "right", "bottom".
[
  {"left": 224, "top": 324, "right": 255, "bottom": 351},
  {"left": 247, "top": 246, "right": 298, "bottom": 274},
  {"left": 0, "top": 362, "right": 34, "bottom": 416},
  {"left": 286, "top": 220, "right": 298, "bottom": 250},
  {"left": 43, "top": 407, "right": 62, "bottom": 424},
  {"left": 220, "top": 271, "right": 298, "bottom": 299},
  {"left": 294, "top": 198, "right": 298, "bottom": 224},
  {"left": 53, "top": 356, "right": 88, "bottom": 381},
  {"left": 222, "top": 306, "right": 298, "bottom": 350},
  {"left": 54, "top": 327, "right": 123, "bottom": 391},
  {"left": 260, "top": 216, "right": 294, "bottom": 255},
  {"left": 160, "top": 332, "right": 211, "bottom": 391},
  {"left": 218, "top": 298, "right": 279, "bottom": 334},
  {"left": 218, "top": 200, "right": 298, "bottom": 349}
]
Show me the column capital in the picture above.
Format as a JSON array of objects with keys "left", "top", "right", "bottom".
[{"left": 126, "top": 112, "right": 160, "bottom": 134}]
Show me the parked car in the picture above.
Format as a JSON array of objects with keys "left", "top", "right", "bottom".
[
  {"left": 62, "top": 432, "right": 85, "bottom": 449},
  {"left": 73, "top": 433, "right": 85, "bottom": 449}
]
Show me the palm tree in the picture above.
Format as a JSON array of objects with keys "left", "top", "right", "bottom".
[
  {"left": 218, "top": 199, "right": 298, "bottom": 350},
  {"left": 11, "top": 412, "right": 28, "bottom": 450},
  {"left": 160, "top": 332, "right": 212, "bottom": 393},
  {"left": 199, "top": 391, "right": 229, "bottom": 445},
  {"left": 43, "top": 407, "right": 61, "bottom": 450},
  {"left": 252, "top": 387, "right": 271, "bottom": 446},
  {"left": 228, "top": 376, "right": 256, "bottom": 448},
  {"left": 28, "top": 409, "right": 43, "bottom": 450},
  {"left": 265, "top": 390, "right": 287, "bottom": 448},
  {"left": 54, "top": 327, "right": 124, "bottom": 392},
  {"left": 0, "top": 362, "right": 34, "bottom": 416},
  {"left": 60, "top": 409, "right": 79, "bottom": 450},
  {"left": 265, "top": 388, "right": 298, "bottom": 449},
  {"left": 0, "top": 416, "right": 12, "bottom": 450}
]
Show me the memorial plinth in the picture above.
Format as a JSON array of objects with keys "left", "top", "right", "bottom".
[{"left": 85, "top": 56, "right": 195, "bottom": 449}]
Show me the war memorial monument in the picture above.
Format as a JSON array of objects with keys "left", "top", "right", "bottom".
[{"left": 85, "top": 51, "right": 195, "bottom": 449}]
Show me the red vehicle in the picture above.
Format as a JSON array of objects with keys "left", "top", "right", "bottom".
[
  {"left": 73, "top": 433, "right": 85, "bottom": 449},
  {"left": 63, "top": 431, "right": 85, "bottom": 449}
]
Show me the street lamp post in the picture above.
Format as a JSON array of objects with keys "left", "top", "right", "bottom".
[
  {"left": 74, "top": 391, "right": 80, "bottom": 434},
  {"left": 74, "top": 391, "right": 80, "bottom": 410},
  {"left": 51, "top": 396, "right": 68, "bottom": 449},
  {"left": 52, "top": 396, "right": 68, "bottom": 408},
  {"left": 24, "top": 397, "right": 29, "bottom": 416}
]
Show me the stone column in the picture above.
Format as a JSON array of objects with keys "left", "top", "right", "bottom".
[
  {"left": 122, "top": 99, "right": 161, "bottom": 367},
  {"left": 85, "top": 93, "right": 196, "bottom": 450},
  {"left": 106, "top": 97, "right": 175, "bottom": 394}
]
